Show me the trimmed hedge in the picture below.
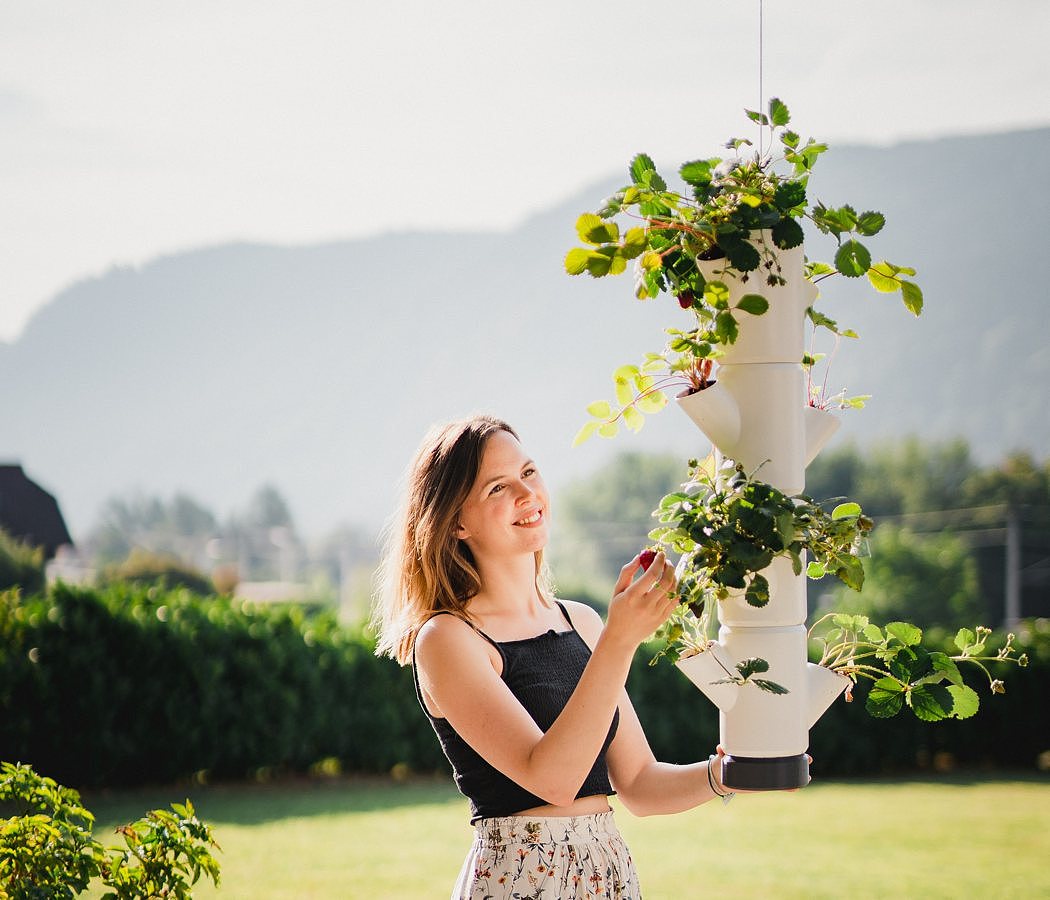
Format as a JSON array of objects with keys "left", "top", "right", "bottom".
[{"left": 1, "top": 585, "right": 1047, "bottom": 789}]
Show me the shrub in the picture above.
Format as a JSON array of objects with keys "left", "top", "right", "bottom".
[
  {"left": 102, "top": 548, "right": 213, "bottom": 595},
  {"left": 0, "top": 761, "right": 219, "bottom": 898},
  {"left": 0, "top": 530, "right": 44, "bottom": 595}
]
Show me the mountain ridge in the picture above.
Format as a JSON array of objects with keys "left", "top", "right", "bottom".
[{"left": 2, "top": 127, "right": 1047, "bottom": 537}]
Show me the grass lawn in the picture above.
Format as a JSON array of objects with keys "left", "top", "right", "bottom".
[{"left": 81, "top": 773, "right": 1050, "bottom": 899}]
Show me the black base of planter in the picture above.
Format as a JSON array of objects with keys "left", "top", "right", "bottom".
[{"left": 721, "top": 754, "right": 809, "bottom": 791}]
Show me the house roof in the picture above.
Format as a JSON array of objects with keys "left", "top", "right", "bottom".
[{"left": 0, "top": 464, "right": 73, "bottom": 558}]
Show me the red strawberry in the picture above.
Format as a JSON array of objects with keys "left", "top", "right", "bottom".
[
  {"left": 639, "top": 548, "right": 658, "bottom": 571},
  {"left": 677, "top": 291, "right": 694, "bottom": 310}
]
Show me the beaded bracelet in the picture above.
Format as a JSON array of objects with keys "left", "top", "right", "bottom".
[{"left": 707, "top": 754, "right": 736, "bottom": 806}]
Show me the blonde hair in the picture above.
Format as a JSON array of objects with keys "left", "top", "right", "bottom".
[{"left": 372, "top": 415, "right": 554, "bottom": 664}]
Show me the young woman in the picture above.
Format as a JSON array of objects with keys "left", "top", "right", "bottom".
[{"left": 373, "top": 415, "right": 736, "bottom": 899}]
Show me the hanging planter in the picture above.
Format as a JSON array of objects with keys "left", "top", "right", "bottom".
[{"left": 566, "top": 99, "right": 1027, "bottom": 790}]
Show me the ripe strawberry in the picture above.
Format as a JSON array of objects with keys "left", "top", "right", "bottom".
[
  {"left": 639, "top": 548, "right": 658, "bottom": 571},
  {"left": 676, "top": 291, "right": 694, "bottom": 310}
]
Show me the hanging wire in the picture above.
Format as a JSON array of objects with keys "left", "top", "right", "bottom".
[{"left": 758, "top": 0, "right": 765, "bottom": 159}]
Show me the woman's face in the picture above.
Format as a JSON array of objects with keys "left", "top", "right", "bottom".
[{"left": 455, "top": 430, "right": 550, "bottom": 561}]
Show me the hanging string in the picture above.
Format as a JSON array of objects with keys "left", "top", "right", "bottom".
[{"left": 758, "top": 0, "right": 765, "bottom": 159}]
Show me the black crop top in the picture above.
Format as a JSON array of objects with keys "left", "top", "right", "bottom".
[{"left": 412, "top": 601, "right": 619, "bottom": 823}]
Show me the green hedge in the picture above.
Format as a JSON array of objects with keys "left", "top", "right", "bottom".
[
  {"left": 1, "top": 585, "right": 1046, "bottom": 789},
  {"left": 0, "top": 584, "right": 446, "bottom": 787}
]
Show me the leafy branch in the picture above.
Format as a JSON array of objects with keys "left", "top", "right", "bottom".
[{"left": 808, "top": 616, "right": 1029, "bottom": 721}]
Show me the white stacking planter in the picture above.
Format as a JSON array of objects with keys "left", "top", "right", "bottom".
[{"left": 673, "top": 232, "right": 849, "bottom": 790}]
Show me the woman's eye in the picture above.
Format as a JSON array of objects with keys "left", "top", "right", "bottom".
[
  {"left": 523, "top": 467, "right": 536, "bottom": 478},
  {"left": 489, "top": 484, "right": 504, "bottom": 495}
]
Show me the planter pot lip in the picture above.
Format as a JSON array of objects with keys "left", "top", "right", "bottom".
[{"left": 675, "top": 381, "right": 716, "bottom": 400}]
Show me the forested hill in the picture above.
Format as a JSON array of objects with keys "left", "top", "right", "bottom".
[{"left": 1, "top": 127, "right": 1047, "bottom": 536}]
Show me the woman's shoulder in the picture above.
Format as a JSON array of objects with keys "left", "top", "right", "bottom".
[
  {"left": 557, "top": 598, "right": 605, "bottom": 646},
  {"left": 415, "top": 612, "right": 488, "bottom": 664}
]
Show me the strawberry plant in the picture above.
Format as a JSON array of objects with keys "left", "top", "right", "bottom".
[
  {"left": 648, "top": 456, "right": 872, "bottom": 662},
  {"left": 808, "top": 618, "right": 1029, "bottom": 721},
  {"left": 567, "top": 98, "right": 923, "bottom": 443}
]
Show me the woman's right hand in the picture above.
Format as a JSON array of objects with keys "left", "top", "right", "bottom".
[{"left": 604, "top": 550, "right": 679, "bottom": 650}]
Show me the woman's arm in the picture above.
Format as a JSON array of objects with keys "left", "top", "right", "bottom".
[
  {"left": 415, "top": 552, "right": 678, "bottom": 807},
  {"left": 566, "top": 601, "right": 730, "bottom": 816}
]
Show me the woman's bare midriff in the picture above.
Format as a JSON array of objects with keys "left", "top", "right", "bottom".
[{"left": 511, "top": 794, "right": 612, "bottom": 817}]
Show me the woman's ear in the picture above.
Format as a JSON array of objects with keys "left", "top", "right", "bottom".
[{"left": 455, "top": 522, "right": 470, "bottom": 540}]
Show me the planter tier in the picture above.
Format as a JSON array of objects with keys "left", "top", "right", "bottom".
[{"left": 674, "top": 233, "right": 847, "bottom": 791}]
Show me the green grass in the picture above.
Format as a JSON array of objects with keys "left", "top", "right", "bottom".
[{"left": 81, "top": 774, "right": 1050, "bottom": 899}]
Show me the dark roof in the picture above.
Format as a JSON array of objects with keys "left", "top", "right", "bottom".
[{"left": 0, "top": 464, "right": 73, "bottom": 558}]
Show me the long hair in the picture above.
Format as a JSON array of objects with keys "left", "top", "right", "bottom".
[{"left": 372, "top": 415, "right": 553, "bottom": 665}]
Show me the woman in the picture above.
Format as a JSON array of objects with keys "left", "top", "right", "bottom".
[{"left": 373, "top": 415, "right": 735, "bottom": 899}]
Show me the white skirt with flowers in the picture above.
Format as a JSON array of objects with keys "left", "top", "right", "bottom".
[{"left": 452, "top": 811, "right": 641, "bottom": 899}]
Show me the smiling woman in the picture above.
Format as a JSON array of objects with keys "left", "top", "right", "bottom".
[{"left": 371, "top": 414, "right": 739, "bottom": 899}]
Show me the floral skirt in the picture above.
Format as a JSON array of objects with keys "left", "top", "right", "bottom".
[{"left": 452, "top": 811, "right": 641, "bottom": 899}]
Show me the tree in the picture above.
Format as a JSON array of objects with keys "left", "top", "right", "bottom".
[
  {"left": 818, "top": 525, "right": 982, "bottom": 630},
  {"left": 551, "top": 452, "right": 685, "bottom": 597}
]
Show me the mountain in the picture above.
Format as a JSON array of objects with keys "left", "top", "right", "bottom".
[{"left": 2, "top": 128, "right": 1047, "bottom": 538}]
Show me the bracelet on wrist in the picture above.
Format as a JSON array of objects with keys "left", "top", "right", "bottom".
[{"left": 708, "top": 754, "right": 736, "bottom": 806}]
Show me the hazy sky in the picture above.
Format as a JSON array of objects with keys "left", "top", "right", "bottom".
[{"left": 2, "top": 0, "right": 1048, "bottom": 342}]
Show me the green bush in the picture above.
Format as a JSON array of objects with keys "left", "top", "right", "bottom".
[
  {"left": 0, "top": 585, "right": 445, "bottom": 788},
  {"left": 0, "top": 584, "right": 1045, "bottom": 790},
  {"left": 101, "top": 548, "right": 214, "bottom": 596},
  {"left": 0, "top": 761, "right": 219, "bottom": 898},
  {"left": 0, "top": 530, "right": 44, "bottom": 595}
]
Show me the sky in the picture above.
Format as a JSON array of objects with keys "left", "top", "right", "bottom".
[{"left": 2, "top": 0, "right": 1048, "bottom": 343}]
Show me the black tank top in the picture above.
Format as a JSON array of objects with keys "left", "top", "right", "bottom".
[{"left": 412, "top": 601, "right": 619, "bottom": 823}]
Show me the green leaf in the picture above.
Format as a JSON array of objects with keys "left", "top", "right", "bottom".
[
  {"left": 736, "top": 656, "right": 770, "bottom": 679},
  {"left": 614, "top": 376, "right": 635, "bottom": 407},
  {"left": 835, "top": 239, "right": 871, "bottom": 277},
  {"left": 867, "top": 261, "right": 901, "bottom": 293},
  {"left": 703, "top": 280, "right": 731, "bottom": 309},
  {"left": 831, "top": 502, "right": 862, "bottom": 520},
  {"left": 900, "top": 280, "right": 924, "bottom": 315},
  {"left": 927, "top": 652, "right": 964, "bottom": 686},
  {"left": 862, "top": 623, "right": 884, "bottom": 642},
  {"left": 780, "top": 130, "right": 800, "bottom": 149},
  {"left": 572, "top": 421, "right": 600, "bottom": 446},
  {"left": 753, "top": 678, "right": 790, "bottom": 695},
  {"left": 735, "top": 294, "right": 769, "bottom": 316},
  {"left": 586, "top": 400, "right": 612, "bottom": 419},
  {"left": 807, "top": 561, "right": 826, "bottom": 579},
  {"left": 623, "top": 406, "right": 644, "bottom": 432},
  {"left": 947, "top": 684, "right": 980, "bottom": 719},
  {"left": 564, "top": 248, "right": 592, "bottom": 276},
  {"left": 745, "top": 573, "right": 770, "bottom": 607},
  {"left": 679, "top": 159, "right": 713, "bottom": 188},
  {"left": 630, "top": 153, "right": 657, "bottom": 184},
  {"left": 886, "top": 621, "right": 923, "bottom": 647},
  {"left": 636, "top": 391, "right": 668, "bottom": 414},
  {"left": 714, "top": 310, "right": 739, "bottom": 344},
  {"left": 576, "top": 212, "right": 619, "bottom": 245},
  {"left": 623, "top": 227, "right": 648, "bottom": 257},
  {"left": 771, "top": 216, "right": 805, "bottom": 249},
  {"left": 585, "top": 251, "right": 613, "bottom": 277},
  {"left": 722, "top": 238, "right": 761, "bottom": 272},
  {"left": 746, "top": 109, "right": 769, "bottom": 126},
  {"left": 769, "top": 97, "right": 790, "bottom": 126},
  {"left": 954, "top": 627, "right": 976, "bottom": 653},
  {"left": 773, "top": 181, "right": 806, "bottom": 211},
  {"left": 641, "top": 250, "right": 662, "bottom": 272},
  {"left": 866, "top": 677, "right": 905, "bottom": 718},
  {"left": 598, "top": 421, "right": 619, "bottom": 439},
  {"left": 909, "top": 684, "right": 954, "bottom": 722},
  {"left": 856, "top": 211, "right": 886, "bottom": 236}
]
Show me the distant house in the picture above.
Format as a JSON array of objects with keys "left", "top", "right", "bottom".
[{"left": 0, "top": 464, "right": 72, "bottom": 558}]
